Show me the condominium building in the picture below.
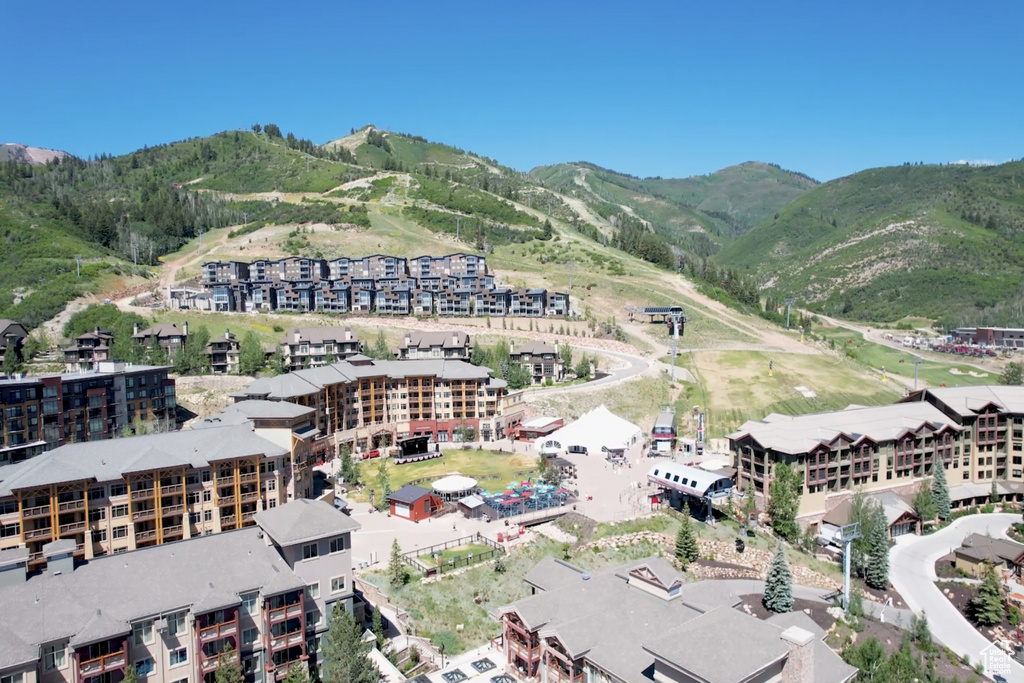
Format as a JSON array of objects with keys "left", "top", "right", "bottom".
[
  {"left": 0, "top": 497, "right": 360, "bottom": 683},
  {"left": 397, "top": 331, "right": 472, "bottom": 360},
  {"left": 498, "top": 556, "right": 855, "bottom": 683},
  {"left": 206, "top": 330, "right": 241, "bottom": 375},
  {"left": 279, "top": 327, "right": 362, "bottom": 372},
  {"left": 0, "top": 412, "right": 317, "bottom": 569},
  {"left": 509, "top": 341, "right": 565, "bottom": 385},
  {"left": 730, "top": 385, "right": 1024, "bottom": 527},
  {"left": 198, "top": 253, "right": 567, "bottom": 318},
  {"left": 0, "top": 361, "right": 176, "bottom": 465},
  {"left": 233, "top": 356, "right": 512, "bottom": 451},
  {"left": 0, "top": 318, "right": 28, "bottom": 360},
  {"left": 133, "top": 323, "right": 188, "bottom": 359},
  {"left": 63, "top": 328, "right": 115, "bottom": 372}
]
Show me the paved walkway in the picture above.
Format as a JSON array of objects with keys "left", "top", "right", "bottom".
[{"left": 890, "top": 513, "right": 1023, "bottom": 682}]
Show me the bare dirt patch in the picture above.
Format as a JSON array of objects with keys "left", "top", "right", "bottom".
[{"left": 173, "top": 374, "right": 253, "bottom": 423}]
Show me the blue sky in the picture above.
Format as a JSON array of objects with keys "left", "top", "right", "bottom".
[{"left": 1, "top": 1, "right": 1020, "bottom": 181}]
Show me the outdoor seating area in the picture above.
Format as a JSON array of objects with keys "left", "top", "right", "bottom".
[{"left": 479, "top": 481, "right": 574, "bottom": 519}]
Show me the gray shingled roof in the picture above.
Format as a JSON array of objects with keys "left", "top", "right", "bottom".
[
  {"left": 254, "top": 498, "right": 360, "bottom": 546},
  {"left": 511, "top": 341, "right": 556, "bottom": 356},
  {"left": 729, "top": 401, "right": 958, "bottom": 455},
  {"left": 133, "top": 323, "right": 184, "bottom": 339},
  {"left": 0, "top": 424, "right": 286, "bottom": 496},
  {"left": 0, "top": 524, "right": 305, "bottom": 656},
  {"left": 388, "top": 485, "right": 432, "bottom": 505},
  {"left": 399, "top": 331, "right": 471, "bottom": 350},
  {"left": 919, "top": 385, "right": 1024, "bottom": 416},
  {"left": 280, "top": 326, "right": 358, "bottom": 345},
  {"left": 956, "top": 533, "right": 1024, "bottom": 564},
  {"left": 523, "top": 556, "right": 586, "bottom": 592}
]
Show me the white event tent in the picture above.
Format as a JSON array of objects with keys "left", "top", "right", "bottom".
[{"left": 535, "top": 405, "right": 643, "bottom": 456}]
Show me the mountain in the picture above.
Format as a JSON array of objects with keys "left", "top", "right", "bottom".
[
  {"left": 0, "top": 143, "right": 67, "bottom": 165},
  {"left": 718, "top": 161, "right": 1024, "bottom": 325},
  {"left": 528, "top": 160, "right": 816, "bottom": 258}
]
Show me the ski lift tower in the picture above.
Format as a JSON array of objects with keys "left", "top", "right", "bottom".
[
  {"left": 840, "top": 522, "right": 861, "bottom": 610},
  {"left": 667, "top": 309, "right": 686, "bottom": 382}
]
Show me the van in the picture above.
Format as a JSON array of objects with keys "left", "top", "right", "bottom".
[{"left": 568, "top": 445, "right": 588, "bottom": 455}]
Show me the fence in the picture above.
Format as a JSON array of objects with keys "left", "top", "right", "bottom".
[
  {"left": 402, "top": 532, "right": 505, "bottom": 575},
  {"left": 400, "top": 469, "right": 537, "bottom": 490}
]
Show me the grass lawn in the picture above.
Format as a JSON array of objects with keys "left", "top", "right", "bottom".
[
  {"left": 350, "top": 448, "right": 537, "bottom": 502},
  {"left": 528, "top": 375, "right": 676, "bottom": 431},
  {"left": 816, "top": 326, "right": 994, "bottom": 387},
  {"left": 427, "top": 542, "right": 494, "bottom": 564}
]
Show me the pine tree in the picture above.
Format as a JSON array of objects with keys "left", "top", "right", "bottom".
[
  {"left": 146, "top": 337, "right": 168, "bottom": 367},
  {"left": 321, "top": 604, "right": 379, "bottom": 683},
  {"left": 932, "top": 459, "right": 951, "bottom": 520},
  {"left": 865, "top": 504, "right": 890, "bottom": 590},
  {"left": 339, "top": 446, "right": 356, "bottom": 484},
  {"left": 282, "top": 664, "right": 310, "bottom": 683},
  {"left": 213, "top": 644, "right": 242, "bottom": 683},
  {"left": 970, "top": 564, "right": 1005, "bottom": 626},
  {"left": 268, "top": 346, "right": 286, "bottom": 375},
  {"left": 375, "top": 460, "right": 391, "bottom": 511},
  {"left": 388, "top": 539, "right": 406, "bottom": 589},
  {"left": 372, "top": 605, "right": 386, "bottom": 650},
  {"left": 763, "top": 542, "right": 794, "bottom": 614},
  {"left": 369, "top": 330, "right": 390, "bottom": 360},
  {"left": 991, "top": 480, "right": 1000, "bottom": 505},
  {"left": 238, "top": 331, "right": 265, "bottom": 375},
  {"left": 674, "top": 506, "right": 700, "bottom": 567},
  {"left": 122, "top": 661, "right": 139, "bottom": 683},
  {"left": 2, "top": 343, "right": 20, "bottom": 376}
]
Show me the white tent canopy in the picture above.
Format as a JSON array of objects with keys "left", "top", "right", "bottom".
[{"left": 535, "top": 405, "right": 643, "bottom": 456}]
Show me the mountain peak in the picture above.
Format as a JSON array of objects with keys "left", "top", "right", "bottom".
[{"left": 0, "top": 143, "right": 68, "bottom": 165}]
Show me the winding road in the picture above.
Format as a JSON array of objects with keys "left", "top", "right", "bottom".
[{"left": 890, "top": 513, "right": 1024, "bottom": 682}]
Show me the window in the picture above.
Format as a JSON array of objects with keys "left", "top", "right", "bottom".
[
  {"left": 203, "top": 490, "right": 211, "bottom": 502},
  {"left": 330, "top": 576, "right": 346, "bottom": 594},
  {"left": 109, "top": 484, "right": 127, "bottom": 497},
  {"left": 113, "top": 526, "right": 128, "bottom": 539},
  {"left": 330, "top": 537, "right": 347, "bottom": 554},
  {"left": 241, "top": 591, "right": 259, "bottom": 616},
  {"left": 135, "top": 658, "right": 154, "bottom": 677},
  {"left": 202, "top": 470, "right": 212, "bottom": 483},
  {"left": 242, "top": 627, "right": 259, "bottom": 646},
  {"left": 189, "top": 512, "right": 201, "bottom": 525},
  {"left": 167, "top": 611, "right": 187, "bottom": 636},
  {"left": 302, "top": 543, "right": 319, "bottom": 560},
  {"left": 95, "top": 528, "right": 107, "bottom": 542},
  {"left": 112, "top": 504, "right": 128, "bottom": 518},
  {"left": 306, "top": 609, "right": 321, "bottom": 628},
  {"left": 133, "top": 620, "right": 154, "bottom": 645},
  {"left": 168, "top": 648, "right": 188, "bottom": 667},
  {"left": 204, "top": 511, "right": 212, "bottom": 522},
  {"left": 43, "top": 643, "right": 67, "bottom": 670},
  {"left": 187, "top": 492, "right": 200, "bottom": 505},
  {"left": 2, "top": 674, "right": 24, "bottom": 683},
  {"left": 171, "top": 679, "right": 188, "bottom": 683},
  {"left": 306, "top": 582, "right": 320, "bottom": 600},
  {"left": 267, "top": 479, "right": 276, "bottom": 491}
]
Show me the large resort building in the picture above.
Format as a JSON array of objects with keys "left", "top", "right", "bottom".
[
  {"left": 232, "top": 355, "right": 514, "bottom": 454},
  {"left": 195, "top": 253, "right": 569, "bottom": 317},
  {"left": 730, "top": 385, "right": 1024, "bottom": 527},
  {"left": 0, "top": 361, "right": 177, "bottom": 466},
  {"left": 0, "top": 401, "right": 318, "bottom": 570},
  {"left": 0, "top": 498, "right": 360, "bottom": 683}
]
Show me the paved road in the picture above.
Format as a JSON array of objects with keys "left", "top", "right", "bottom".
[
  {"left": 525, "top": 348, "right": 652, "bottom": 396},
  {"left": 890, "top": 513, "right": 1023, "bottom": 682}
]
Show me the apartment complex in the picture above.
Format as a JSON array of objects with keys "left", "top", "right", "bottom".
[
  {"left": 199, "top": 253, "right": 570, "bottom": 317},
  {"left": 233, "top": 356, "right": 512, "bottom": 453},
  {"left": 498, "top": 556, "right": 855, "bottom": 683},
  {"left": 0, "top": 318, "right": 28, "bottom": 360},
  {"left": 0, "top": 498, "right": 359, "bottom": 683},
  {"left": 133, "top": 323, "right": 188, "bottom": 359},
  {"left": 0, "top": 408, "right": 318, "bottom": 569},
  {"left": 397, "top": 331, "right": 471, "bottom": 360},
  {"left": 953, "top": 326, "right": 1024, "bottom": 349},
  {"left": 280, "top": 327, "right": 363, "bottom": 371},
  {"left": 0, "top": 361, "right": 177, "bottom": 465},
  {"left": 206, "top": 330, "right": 241, "bottom": 374},
  {"left": 730, "top": 385, "right": 1024, "bottom": 526}
]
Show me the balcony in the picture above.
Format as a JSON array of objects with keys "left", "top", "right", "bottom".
[
  {"left": 130, "top": 488, "right": 154, "bottom": 501},
  {"left": 241, "top": 510, "right": 257, "bottom": 523},
  {"left": 269, "top": 630, "right": 304, "bottom": 651},
  {"left": 57, "top": 499, "right": 85, "bottom": 513},
  {"left": 218, "top": 495, "right": 236, "bottom": 507},
  {"left": 199, "top": 621, "right": 237, "bottom": 644},
  {"left": 161, "top": 483, "right": 183, "bottom": 496},
  {"left": 508, "top": 639, "right": 540, "bottom": 661},
  {"left": 22, "top": 504, "right": 50, "bottom": 519},
  {"left": 79, "top": 651, "right": 126, "bottom": 677},
  {"left": 25, "top": 526, "right": 53, "bottom": 541},
  {"left": 161, "top": 504, "right": 184, "bottom": 516},
  {"left": 240, "top": 491, "right": 260, "bottom": 503},
  {"left": 268, "top": 603, "right": 303, "bottom": 623},
  {"left": 239, "top": 471, "right": 259, "bottom": 484},
  {"left": 135, "top": 529, "right": 156, "bottom": 542},
  {"left": 162, "top": 524, "right": 183, "bottom": 537},
  {"left": 59, "top": 521, "right": 86, "bottom": 536},
  {"left": 133, "top": 508, "right": 156, "bottom": 522},
  {"left": 200, "top": 649, "right": 238, "bottom": 674},
  {"left": 221, "top": 515, "right": 237, "bottom": 527}
]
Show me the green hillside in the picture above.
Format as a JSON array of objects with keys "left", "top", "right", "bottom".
[{"left": 718, "top": 161, "right": 1024, "bottom": 325}]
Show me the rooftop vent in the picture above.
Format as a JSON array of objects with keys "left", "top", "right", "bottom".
[{"left": 581, "top": 572, "right": 590, "bottom": 581}]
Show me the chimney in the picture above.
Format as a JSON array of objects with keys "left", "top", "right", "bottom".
[
  {"left": 294, "top": 330, "right": 301, "bottom": 344},
  {"left": 43, "top": 539, "right": 77, "bottom": 578},
  {"left": 94, "top": 326, "right": 100, "bottom": 336},
  {"left": 0, "top": 548, "right": 29, "bottom": 587},
  {"left": 780, "top": 626, "right": 815, "bottom": 683},
  {"left": 452, "top": 332, "right": 459, "bottom": 346},
  {"left": 182, "top": 321, "right": 189, "bottom": 337},
  {"left": 133, "top": 322, "right": 139, "bottom": 336}
]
